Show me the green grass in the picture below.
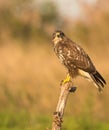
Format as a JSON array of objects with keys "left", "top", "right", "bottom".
[
  {"left": 0, "top": 110, "right": 51, "bottom": 130},
  {"left": 63, "top": 115, "right": 109, "bottom": 130},
  {"left": 0, "top": 110, "right": 109, "bottom": 130}
]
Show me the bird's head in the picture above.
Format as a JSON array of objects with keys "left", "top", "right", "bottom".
[{"left": 52, "top": 30, "right": 65, "bottom": 45}]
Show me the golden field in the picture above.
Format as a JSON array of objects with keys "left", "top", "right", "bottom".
[{"left": 0, "top": 35, "right": 108, "bottom": 118}]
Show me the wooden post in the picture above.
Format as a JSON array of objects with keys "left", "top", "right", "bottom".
[{"left": 52, "top": 81, "right": 76, "bottom": 130}]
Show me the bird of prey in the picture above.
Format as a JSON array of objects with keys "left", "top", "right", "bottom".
[{"left": 52, "top": 30, "right": 106, "bottom": 92}]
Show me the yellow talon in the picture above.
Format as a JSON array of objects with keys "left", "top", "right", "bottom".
[{"left": 62, "top": 74, "right": 71, "bottom": 84}]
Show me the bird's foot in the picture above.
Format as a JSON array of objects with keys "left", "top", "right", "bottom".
[{"left": 61, "top": 74, "right": 71, "bottom": 85}]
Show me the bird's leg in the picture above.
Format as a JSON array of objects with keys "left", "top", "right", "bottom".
[
  {"left": 61, "top": 73, "right": 71, "bottom": 85},
  {"left": 60, "top": 74, "right": 77, "bottom": 92}
]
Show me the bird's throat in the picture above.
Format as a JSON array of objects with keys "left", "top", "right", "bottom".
[{"left": 53, "top": 37, "right": 62, "bottom": 45}]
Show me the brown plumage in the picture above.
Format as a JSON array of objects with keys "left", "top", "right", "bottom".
[{"left": 52, "top": 30, "right": 106, "bottom": 92}]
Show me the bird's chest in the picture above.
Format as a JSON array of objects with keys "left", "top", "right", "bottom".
[
  {"left": 54, "top": 46, "right": 66, "bottom": 64},
  {"left": 54, "top": 45, "right": 77, "bottom": 70},
  {"left": 58, "top": 50, "right": 66, "bottom": 64},
  {"left": 54, "top": 45, "right": 72, "bottom": 66}
]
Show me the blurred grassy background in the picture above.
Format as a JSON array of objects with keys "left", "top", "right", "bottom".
[{"left": 0, "top": 0, "right": 109, "bottom": 129}]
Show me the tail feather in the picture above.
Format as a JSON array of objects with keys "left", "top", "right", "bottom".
[
  {"left": 94, "top": 74, "right": 104, "bottom": 87},
  {"left": 95, "top": 71, "right": 106, "bottom": 84},
  {"left": 90, "top": 71, "right": 106, "bottom": 92}
]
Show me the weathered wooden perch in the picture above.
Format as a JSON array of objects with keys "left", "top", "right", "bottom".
[{"left": 52, "top": 81, "right": 76, "bottom": 130}]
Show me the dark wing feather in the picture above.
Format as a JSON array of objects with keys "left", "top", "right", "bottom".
[{"left": 63, "top": 39, "right": 96, "bottom": 73}]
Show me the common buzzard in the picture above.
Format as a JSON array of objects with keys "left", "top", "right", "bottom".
[{"left": 52, "top": 30, "right": 106, "bottom": 92}]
